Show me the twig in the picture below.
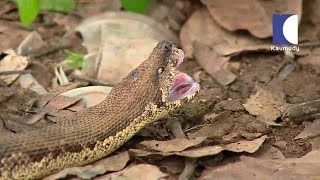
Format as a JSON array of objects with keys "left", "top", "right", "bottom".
[
  {"left": 70, "top": 73, "right": 115, "bottom": 87},
  {"left": 298, "top": 41, "right": 320, "bottom": 48},
  {"left": 30, "top": 39, "right": 71, "bottom": 58},
  {"left": 282, "top": 99, "right": 320, "bottom": 124},
  {"left": 178, "top": 158, "right": 197, "bottom": 180},
  {"left": 0, "top": 70, "right": 31, "bottom": 76}
]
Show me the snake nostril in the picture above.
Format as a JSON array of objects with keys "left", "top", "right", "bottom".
[
  {"left": 157, "top": 40, "right": 172, "bottom": 51},
  {"left": 163, "top": 42, "right": 172, "bottom": 51}
]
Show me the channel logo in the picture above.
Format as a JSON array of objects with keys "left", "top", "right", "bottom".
[{"left": 272, "top": 14, "right": 298, "bottom": 45}]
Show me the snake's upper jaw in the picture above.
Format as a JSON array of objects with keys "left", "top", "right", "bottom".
[
  {"left": 175, "top": 49, "right": 184, "bottom": 67},
  {"left": 168, "top": 73, "right": 200, "bottom": 102}
]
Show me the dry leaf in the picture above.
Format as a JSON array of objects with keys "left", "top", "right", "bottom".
[
  {"left": 60, "top": 86, "right": 113, "bottom": 108},
  {"left": 0, "top": 22, "right": 29, "bottom": 50},
  {"left": 96, "top": 164, "right": 168, "bottom": 180},
  {"left": 199, "top": 150, "right": 320, "bottom": 180},
  {"left": 24, "top": 95, "right": 83, "bottom": 124},
  {"left": 188, "top": 114, "right": 234, "bottom": 139},
  {"left": 294, "top": 120, "right": 320, "bottom": 140},
  {"left": 252, "top": 145, "right": 285, "bottom": 160},
  {"left": 140, "top": 136, "right": 207, "bottom": 153},
  {"left": 212, "top": 69, "right": 237, "bottom": 86},
  {"left": 193, "top": 42, "right": 236, "bottom": 85},
  {"left": 44, "top": 95, "right": 81, "bottom": 113},
  {"left": 0, "top": 49, "right": 28, "bottom": 85},
  {"left": 297, "top": 0, "right": 320, "bottom": 41},
  {"left": 180, "top": 8, "right": 269, "bottom": 58},
  {"left": 159, "top": 157, "right": 185, "bottom": 175},
  {"left": 298, "top": 47, "right": 320, "bottom": 67},
  {"left": 202, "top": 0, "right": 271, "bottom": 38},
  {"left": 224, "top": 135, "right": 267, "bottom": 153},
  {"left": 215, "top": 99, "right": 244, "bottom": 111},
  {"left": 17, "top": 31, "right": 46, "bottom": 56},
  {"left": 201, "top": 0, "right": 302, "bottom": 38},
  {"left": 243, "top": 86, "right": 286, "bottom": 125},
  {"left": 17, "top": 74, "right": 48, "bottom": 95},
  {"left": 77, "top": 12, "right": 178, "bottom": 84},
  {"left": 131, "top": 136, "right": 267, "bottom": 158},
  {"left": 45, "top": 152, "right": 130, "bottom": 180},
  {"left": 193, "top": 42, "right": 229, "bottom": 76}
]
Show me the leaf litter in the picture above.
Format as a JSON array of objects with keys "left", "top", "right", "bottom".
[
  {"left": 201, "top": 0, "right": 302, "bottom": 38},
  {"left": 130, "top": 136, "right": 267, "bottom": 158},
  {"left": 199, "top": 150, "right": 320, "bottom": 180},
  {"left": 45, "top": 151, "right": 130, "bottom": 180}
]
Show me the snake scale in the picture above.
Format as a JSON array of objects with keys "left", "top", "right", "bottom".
[{"left": 0, "top": 41, "right": 199, "bottom": 179}]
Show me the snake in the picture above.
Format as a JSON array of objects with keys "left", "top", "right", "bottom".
[{"left": 0, "top": 41, "right": 200, "bottom": 179}]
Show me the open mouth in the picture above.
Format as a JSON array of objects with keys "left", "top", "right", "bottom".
[
  {"left": 168, "top": 49, "right": 199, "bottom": 102},
  {"left": 168, "top": 73, "right": 200, "bottom": 102}
]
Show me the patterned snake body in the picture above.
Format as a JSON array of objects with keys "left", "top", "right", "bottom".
[{"left": 0, "top": 41, "right": 199, "bottom": 179}]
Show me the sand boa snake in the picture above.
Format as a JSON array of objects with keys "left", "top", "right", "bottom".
[{"left": 0, "top": 41, "right": 199, "bottom": 179}]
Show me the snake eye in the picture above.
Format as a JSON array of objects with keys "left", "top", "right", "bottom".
[{"left": 157, "top": 67, "right": 164, "bottom": 74}]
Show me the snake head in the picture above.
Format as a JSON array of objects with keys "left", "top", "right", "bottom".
[
  {"left": 148, "top": 40, "right": 200, "bottom": 107},
  {"left": 115, "top": 40, "right": 199, "bottom": 113}
]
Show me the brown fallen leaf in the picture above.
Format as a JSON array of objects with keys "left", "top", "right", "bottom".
[
  {"left": 294, "top": 120, "right": 320, "bottom": 140},
  {"left": 299, "top": 0, "right": 320, "bottom": 42},
  {"left": 309, "top": 136, "right": 320, "bottom": 150},
  {"left": 2, "top": 114, "right": 37, "bottom": 133},
  {"left": 44, "top": 95, "right": 81, "bottom": 112},
  {"left": 77, "top": 12, "right": 178, "bottom": 84},
  {"left": 224, "top": 135, "right": 267, "bottom": 153},
  {"left": 180, "top": 8, "right": 270, "bottom": 59},
  {"left": 140, "top": 136, "right": 207, "bottom": 153},
  {"left": 188, "top": 114, "right": 234, "bottom": 139},
  {"left": 96, "top": 164, "right": 168, "bottom": 180},
  {"left": 215, "top": 99, "right": 244, "bottom": 112},
  {"left": 17, "top": 31, "right": 46, "bottom": 56},
  {"left": 60, "top": 86, "right": 113, "bottom": 108},
  {"left": 212, "top": 69, "right": 237, "bottom": 86},
  {"left": 199, "top": 150, "right": 320, "bottom": 180},
  {"left": 0, "top": 49, "right": 28, "bottom": 85},
  {"left": 201, "top": 0, "right": 302, "bottom": 38},
  {"left": 298, "top": 47, "right": 320, "bottom": 67},
  {"left": 193, "top": 42, "right": 236, "bottom": 85},
  {"left": 159, "top": 157, "right": 185, "bottom": 175},
  {"left": 0, "top": 21, "right": 30, "bottom": 50},
  {"left": 193, "top": 42, "right": 229, "bottom": 76},
  {"left": 131, "top": 136, "right": 267, "bottom": 158},
  {"left": 202, "top": 0, "right": 270, "bottom": 38},
  {"left": 23, "top": 94, "right": 84, "bottom": 125},
  {"left": 44, "top": 151, "right": 130, "bottom": 180},
  {"left": 252, "top": 144, "right": 285, "bottom": 160},
  {"left": 243, "top": 86, "right": 286, "bottom": 126},
  {"left": 0, "top": 1, "right": 16, "bottom": 18}
]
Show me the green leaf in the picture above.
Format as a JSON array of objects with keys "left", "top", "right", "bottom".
[
  {"left": 65, "top": 50, "right": 85, "bottom": 69},
  {"left": 120, "top": 0, "right": 150, "bottom": 14},
  {"left": 40, "top": 0, "right": 75, "bottom": 13},
  {"left": 17, "top": 0, "right": 40, "bottom": 27}
]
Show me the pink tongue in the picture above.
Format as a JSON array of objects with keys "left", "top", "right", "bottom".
[
  {"left": 174, "top": 83, "right": 191, "bottom": 96},
  {"left": 168, "top": 73, "right": 199, "bottom": 102},
  {"left": 171, "top": 73, "right": 187, "bottom": 88}
]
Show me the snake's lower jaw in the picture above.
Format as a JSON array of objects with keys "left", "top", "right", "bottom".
[{"left": 168, "top": 73, "right": 200, "bottom": 102}]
